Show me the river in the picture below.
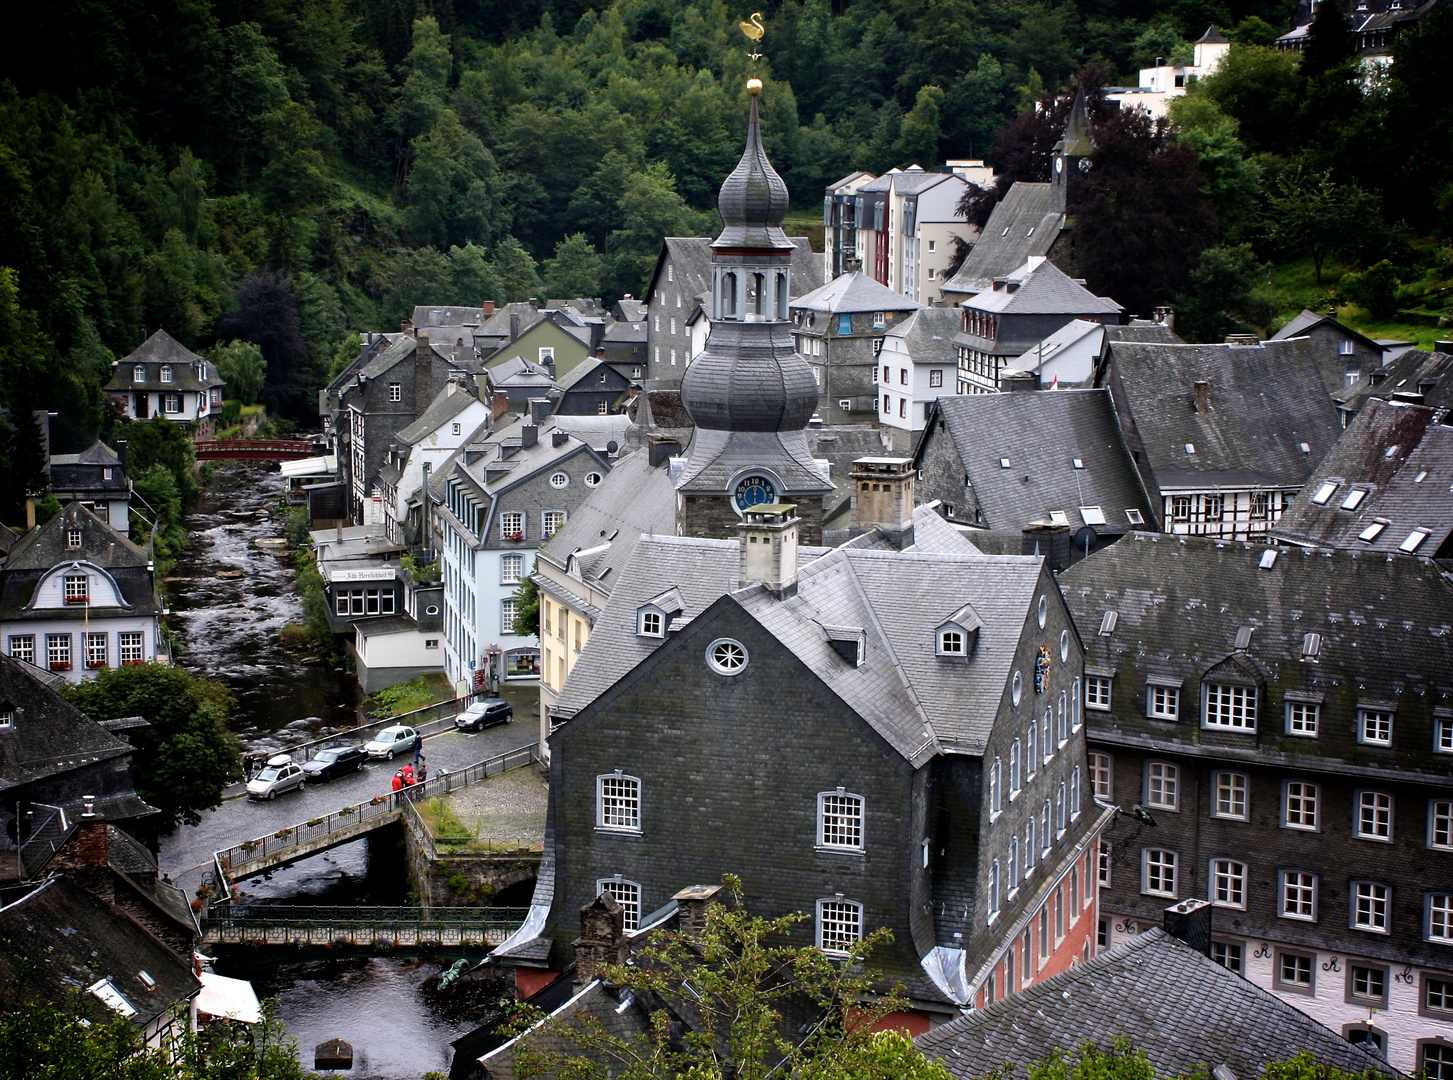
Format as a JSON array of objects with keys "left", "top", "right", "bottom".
[{"left": 163, "top": 461, "right": 500, "bottom": 1079}]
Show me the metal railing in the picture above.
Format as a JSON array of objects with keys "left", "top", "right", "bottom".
[
  {"left": 206, "top": 905, "right": 528, "bottom": 930},
  {"left": 215, "top": 743, "right": 540, "bottom": 874}
]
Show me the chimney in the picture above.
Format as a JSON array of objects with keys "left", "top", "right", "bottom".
[
  {"left": 1022, "top": 522, "right": 1072, "bottom": 573},
  {"left": 116, "top": 440, "right": 128, "bottom": 471},
  {"left": 595, "top": 346, "right": 606, "bottom": 358},
  {"left": 850, "top": 457, "right": 915, "bottom": 548},
  {"left": 673, "top": 884, "right": 722, "bottom": 937},
  {"left": 737, "top": 503, "right": 800, "bottom": 598},
  {"left": 1154, "top": 305, "right": 1176, "bottom": 330},
  {"left": 1163, "top": 898, "right": 1213, "bottom": 956},
  {"left": 648, "top": 437, "right": 682, "bottom": 468},
  {"left": 483, "top": 300, "right": 496, "bottom": 315},
  {"left": 65, "top": 799, "right": 113, "bottom": 904},
  {"left": 1436, "top": 341, "right": 1453, "bottom": 355},
  {"left": 529, "top": 398, "right": 551, "bottom": 426},
  {"left": 510, "top": 311, "right": 521, "bottom": 341},
  {"left": 521, "top": 424, "right": 538, "bottom": 449},
  {"left": 25, "top": 496, "right": 36, "bottom": 531},
  {"left": 1193, "top": 381, "right": 1210, "bottom": 412},
  {"left": 574, "top": 892, "right": 627, "bottom": 987},
  {"left": 491, "top": 392, "right": 509, "bottom": 421},
  {"left": 414, "top": 334, "right": 433, "bottom": 420},
  {"left": 1001, "top": 371, "right": 1040, "bottom": 392},
  {"left": 552, "top": 431, "right": 568, "bottom": 447}
]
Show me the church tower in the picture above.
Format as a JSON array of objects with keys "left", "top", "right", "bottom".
[
  {"left": 1051, "top": 86, "right": 1094, "bottom": 213},
  {"left": 675, "top": 81, "right": 834, "bottom": 543}
]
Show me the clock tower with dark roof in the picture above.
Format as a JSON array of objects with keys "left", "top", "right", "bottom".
[{"left": 674, "top": 82, "right": 834, "bottom": 544}]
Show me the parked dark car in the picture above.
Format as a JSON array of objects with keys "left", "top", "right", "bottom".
[
  {"left": 455, "top": 698, "right": 513, "bottom": 731},
  {"left": 302, "top": 745, "right": 367, "bottom": 782}
]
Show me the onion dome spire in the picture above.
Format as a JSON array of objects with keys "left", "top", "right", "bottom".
[{"left": 713, "top": 95, "right": 793, "bottom": 253}]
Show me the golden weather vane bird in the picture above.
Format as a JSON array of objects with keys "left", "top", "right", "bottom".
[{"left": 739, "top": 11, "right": 765, "bottom": 93}]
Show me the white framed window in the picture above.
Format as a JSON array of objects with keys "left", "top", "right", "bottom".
[
  {"left": 1283, "top": 781, "right": 1319, "bottom": 830},
  {"left": 118, "top": 632, "right": 143, "bottom": 663},
  {"left": 1355, "top": 790, "right": 1393, "bottom": 841},
  {"left": 1431, "top": 799, "right": 1453, "bottom": 850},
  {"left": 1146, "top": 761, "right": 1179, "bottom": 811},
  {"left": 1358, "top": 707, "right": 1393, "bottom": 746},
  {"left": 46, "top": 634, "right": 71, "bottom": 669},
  {"left": 1205, "top": 683, "right": 1257, "bottom": 730},
  {"left": 1009, "top": 740, "right": 1021, "bottom": 795},
  {"left": 706, "top": 638, "right": 748, "bottom": 676},
  {"left": 1213, "top": 772, "right": 1249, "bottom": 821},
  {"left": 159, "top": 364, "right": 173, "bottom": 383},
  {"left": 1286, "top": 699, "right": 1320, "bottom": 737},
  {"left": 597, "top": 877, "right": 641, "bottom": 931},
  {"left": 1041, "top": 706, "right": 1053, "bottom": 762},
  {"left": 989, "top": 758, "right": 1002, "bottom": 817},
  {"left": 84, "top": 633, "right": 107, "bottom": 668},
  {"left": 1352, "top": 881, "right": 1391, "bottom": 933},
  {"left": 542, "top": 510, "right": 566, "bottom": 538},
  {"left": 1070, "top": 767, "right": 1081, "bottom": 819},
  {"left": 584, "top": 471, "right": 603, "bottom": 488},
  {"left": 132, "top": 364, "right": 145, "bottom": 382},
  {"left": 1429, "top": 893, "right": 1453, "bottom": 943},
  {"left": 817, "top": 898, "right": 862, "bottom": 955},
  {"left": 1055, "top": 782, "right": 1066, "bottom": 836},
  {"left": 8, "top": 635, "right": 35, "bottom": 664},
  {"left": 1148, "top": 684, "right": 1179, "bottom": 720},
  {"left": 937, "top": 627, "right": 965, "bottom": 655},
  {"left": 1071, "top": 677, "right": 1081, "bottom": 730},
  {"left": 988, "top": 859, "right": 1001, "bottom": 921},
  {"left": 1142, "top": 848, "right": 1177, "bottom": 897},
  {"left": 1040, "top": 800, "right": 1051, "bottom": 856},
  {"left": 637, "top": 609, "right": 663, "bottom": 637},
  {"left": 873, "top": 311, "right": 886, "bottom": 328},
  {"left": 1210, "top": 859, "right": 1247, "bottom": 908},
  {"left": 452, "top": 422, "right": 462, "bottom": 435},
  {"left": 1012, "top": 671, "right": 1023, "bottom": 707},
  {"left": 63, "top": 574, "right": 89, "bottom": 603},
  {"left": 1026, "top": 721, "right": 1038, "bottom": 779},
  {"left": 818, "top": 791, "right": 864, "bottom": 851},
  {"left": 1024, "top": 818, "right": 1037, "bottom": 874},
  {"left": 1089, "top": 753, "right": 1112, "bottom": 800},
  {"left": 163, "top": 393, "right": 181, "bottom": 414},
  {"left": 597, "top": 773, "right": 641, "bottom": 832},
  {"left": 67, "top": 529, "right": 83, "bottom": 548},
  {"left": 597, "top": 401, "right": 608, "bottom": 415},
  {"left": 501, "top": 598, "right": 518, "bottom": 634},
  {"left": 549, "top": 472, "right": 569, "bottom": 489},
  {"left": 500, "top": 553, "right": 524, "bottom": 584},
  {"left": 539, "top": 347, "right": 555, "bottom": 364},
  {"left": 1280, "top": 870, "right": 1317, "bottom": 921},
  {"left": 1086, "top": 675, "right": 1112, "bottom": 711},
  {"left": 499, "top": 511, "right": 524, "bottom": 540},
  {"left": 1057, "top": 692, "right": 1068, "bottom": 745},
  {"left": 1438, "top": 714, "right": 1453, "bottom": 754},
  {"left": 1098, "top": 840, "right": 1111, "bottom": 886},
  {"left": 388, "top": 382, "right": 402, "bottom": 401}
]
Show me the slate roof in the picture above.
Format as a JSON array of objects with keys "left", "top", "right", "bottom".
[
  {"left": 0, "top": 653, "right": 135, "bottom": 791},
  {"left": 1106, "top": 339, "right": 1341, "bottom": 491},
  {"left": 1271, "top": 309, "right": 1383, "bottom": 354},
  {"left": 672, "top": 428, "right": 833, "bottom": 495},
  {"left": 890, "top": 166, "right": 959, "bottom": 196},
  {"left": 917, "top": 928, "right": 1395, "bottom": 1080},
  {"left": 647, "top": 238, "right": 823, "bottom": 313},
  {"left": 1058, "top": 532, "right": 1453, "bottom": 781},
  {"left": 940, "top": 184, "right": 1064, "bottom": 297},
  {"left": 918, "top": 390, "right": 1158, "bottom": 534},
  {"left": 413, "top": 305, "right": 488, "bottom": 328},
  {"left": 0, "top": 875, "right": 199, "bottom": 1028},
  {"left": 487, "top": 355, "right": 557, "bottom": 391},
  {"left": 614, "top": 299, "right": 648, "bottom": 322},
  {"left": 1, "top": 503, "right": 157, "bottom": 622},
  {"left": 788, "top": 271, "right": 923, "bottom": 315},
  {"left": 1105, "top": 322, "right": 1184, "bottom": 346},
  {"left": 358, "top": 334, "right": 420, "bottom": 382},
  {"left": 394, "top": 386, "right": 480, "bottom": 447},
  {"left": 1273, "top": 398, "right": 1453, "bottom": 557},
  {"left": 827, "top": 169, "right": 874, "bottom": 192},
  {"left": 50, "top": 442, "right": 122, "bottom": 468},
  {"left": 534, "top": 450, "right": 677, "bottom": 596},
  {"left": 106, "top": 330, "right": 224, "bottom": 392},
  {"left": 963, "top": 259, "right": 1121, "bottom": 318},
  {"left": 1197, "top": 23, "right": 1231, "bottom": 42},
  {"left": 884, "top": 307, "right": 960, "bottom": 366},
  {"left": 1342, "top": 347, "right": 1453, "bottom": 414}
]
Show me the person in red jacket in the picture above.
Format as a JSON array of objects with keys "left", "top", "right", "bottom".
[
  {"left": 402, "top": 762, "right": 415, "bottom": 785},
  {"left": 391, "top": 771, "right": 404, "bottom": 792}
]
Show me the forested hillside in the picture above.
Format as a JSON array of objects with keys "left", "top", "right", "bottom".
[{"left": 2, "top": 0, "right": 1451, "bottom": 512}]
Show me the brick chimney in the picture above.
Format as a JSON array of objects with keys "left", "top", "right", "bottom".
[
  {"left": 483, "top": 300, "right": 496, "bottom": 315},
  {"left": 850, "top": 457, "right": 915, "bottom": 548},
  {"left": 1163, "top": 898, "right": 1212, "bottom": 955},
  {"left": 574, "top": 892, "right": 627, "bottom": 987},
  {"left": 62, "top": 796, "right": 114, "bottom": 904},
  {"left": 672, "top": 884, "right": 722, "bottom": 937},
  {"left": 414, "top": 333, "right": 434, "bottom": 420},
  {"left": 491, "top": 392, "right": 509, "bottom": 421}
]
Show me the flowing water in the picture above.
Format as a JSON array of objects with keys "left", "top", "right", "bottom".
[{"left": 164, "top": 462, "right": 498, "bottom": 1079}]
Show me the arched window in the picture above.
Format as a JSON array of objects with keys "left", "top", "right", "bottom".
[
  {"left": 722, "top": 272, "right": 738, "bottom": 318},
  {"left": 1026, "top": 721, "right": 1038, "bottom": 778},
  {"left": 776, "top": 272, "right": 788, "bottom": 317},
  {"left": 1025, "top": 818, "right": 1037, "bottom": 873},
  {"left": 1043, "top": 707, "right": 1055, "bottom": 762},
  {"left": 989, "top": 859, "right": 1001, "bottom": 920},
  {"left": 597, "top": 773, "right": 641, "bottom": 832},
  {"left": 989, "top": 759, "right": 1002, "bottom": 817},
  {"left": 1008, "top": 837, "right": 1019, "bottom": 891},
  {"left": 596, "top": 877, "right": 642, "bottom": 931},
  {"left": 1058, "top": 692, "right": 1068, "bottom": 745},
  {"left": 1056, "top": 783, "right": 1067, "bottom": 836},
  {"left": 1009, "top": 739, "right": 1022, "bottom": 795},
  {"left": 817, "top": 898, "right": 862, "bottom": 954},
  {"left": 1071, "top": 767, "right": 1082, "bottom": 819}
]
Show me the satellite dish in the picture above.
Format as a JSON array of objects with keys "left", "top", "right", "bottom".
[
  {"left": 1073, "top": 526, "right": 1098, "bottom": 554},
  {"left": 606, "top": 440, "right": 619, "bottom": 454}
]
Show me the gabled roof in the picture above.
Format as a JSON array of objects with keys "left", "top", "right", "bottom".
[
  {"left": 889, "top": 166, "right": 959, "bottom": 196},
  {"left": 0, "top": 653, "right": 135, "bottom": 790},
  {"left": 1106, "top": 338, "right": 1341, "bottom": 491},
  {"left": 917, "top": 928, "right": 1395, "bottom": 1080},
  {"left": 963, "top": 259, "right": 1121, "bottom": 317},
  {"left": 0, "top": 876, "right": 199, "bottom": 1027},
  {"left": 412, "top": 305, "right": 487, "bottom": 328},
  {"left": 1340, "top": 347, "right": 1453, "bottom": 413},
  {"left": 884, "top": 307, "right": 959, "bottom": 366},
  {"left": 50, "top": 441, "right": 122, "bottom": 468},
  {"left": 917, "top": 389, "right": 1157, "bottom": 534},
  {"left": 1105, "top": 321, "right": 1184, "bottom": 346},
  {"left": 939, "top": 184, "right": 1064, "bottom": 297},
  {"left": 394, "top": 386, "right": 481, "bottom": 446},
  {"left": 1274, "top": 398, "right": 1453, "bottom": 556},
  {"left": 1270, "top": 308, "right": 1384, "bottom": 354},
  {"left": 789, "top": 271, "right": 923, "bottom": 315},
  {"left": 826, "top": 170, "right": 874, "bottom": 192},
  {"left": 3, "top": 501, "right": 148, "bottom": 572},
  {"left": 1059, "top": 532, "right": 1453, "bottom": 779},
  {"left": 1013, "top": 318, "right": 1106, "bottom": 367}
]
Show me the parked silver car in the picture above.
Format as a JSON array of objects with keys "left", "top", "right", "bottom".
[
  {"left": 364, "top": 725, "right": 421, "bottom": 760},
  {"left": 246, "top": 762, "right": 305, "bottom": 800}
]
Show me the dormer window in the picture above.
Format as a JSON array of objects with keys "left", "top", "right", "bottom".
[
  {"left": 198, "top": 362, "right": 208, "bottom": 379},
  {"left": 67, "top": 529, "right": 83, "bottom": 549},
  {"left": 938, "top": 628, "right": 965, "bottom": 654},
  {"left": 133, "top": 365, "right": 145, "bottom": 382},
  {"left": 936, "top": 602, "right": 982, "bottom": 658},
  {"left": 638, "top": 609, "right": 664, "bottom": 637},
  {"left": 159, "top": 365, "right": 172, "bottom": 383}
]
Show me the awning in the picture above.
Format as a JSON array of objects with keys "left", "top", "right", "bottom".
[
  {"left": 196, "top": 972, "right": 262, "bottom": 1025},
  {"left": 280, "top": 454, "right": 337, "bottom": 479}
]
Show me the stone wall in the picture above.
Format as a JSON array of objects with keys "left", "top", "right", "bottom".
[{"left": 400, "top": 804, "right": 539, "bottom": 914}]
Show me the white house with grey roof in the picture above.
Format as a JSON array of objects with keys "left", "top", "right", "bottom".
[
  {"left": 875, "top": 307, "right": 960, "bottom": 449},
  {"left": 104, "top": 330, "right": 225, "bottom": 436},
  {"left": 1005, "top": 317, "right": 1108, "bottom": 390},
  {"left": 376, "top": 383, "right": 492, "bottom": 548}
]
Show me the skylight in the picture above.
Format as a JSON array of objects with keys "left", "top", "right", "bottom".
[
  {"left": 1099, "top": 611, "right": 1118, "bottom": 636},
  {"left": 1072, "top": 458, "right": 1084, "bottom": 469},
  {"left": 89, "top": 979, "right": 136, "bottom": 1017},
  {"left": 1049, "top": 510, "right": 1070, "bottom": 526},
  {"left": 1385, "top": 445, "right": 1399, "bottom": 459},
  {"left": 1299, "top": 442, "right": 1311, "bottom": 453},
  {"left": 1310, "top": 481, "right": 1339, "bottom": 505},
  {"left": 1126, "top": 509, "right": 1144, "bottom": 525},
  {"left": 1302, "top": 632, "right": 1322, "bottom": 659},
  {"left": 1080, "top": 506, "right": 1106, "bottom": 526},
  {"left": 1415, "top": 471, "right": 1428, "bottom": 483},
  {"left": 1400, "top": 528, "right": 1431, "bottom": 553},
  {"left": 1185, "top": 443, "right": 1195, "bottom": 455},
  {"left": 1000, "top": 458, "right": 1011, "bottom": 468},
  {"left": 1259, "top": 549, "right": 1277, "bottom": 569},
  {"left": 1341, "top": 488, "right": 1368, "bottom": 511},
  {"left": 1358, "top": 520, "right": 1388, "bottom": 542}
]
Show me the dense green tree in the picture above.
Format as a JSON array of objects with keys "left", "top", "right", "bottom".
[
  {"left": 894, "top": 85, "right": 945, "bottom": 167},
  {"left": 1299, "top": 0, "right": 1354, "bottom": 80},
  {"left": 1174, "top": 243, "right": 1268, "bottom": 341},
  {"left": 218, "top": 272, "right": 311, "bottom": 418},
  {"left": 129, "top": 464, "right": 187, "bottom": 571},
  {"left": 406, "top": 109, "right": 502, "bottom": 248},
  {"left": 118, "top": 416, "right": 201, "bottom": 514},
  {"left": 1195, "top": 44, "right": 1302, "bottom": 154},
  {"left": 62, "top": 663, "right": 242, "bottom": 827},
  {"left": 1266, "top": 165, "right": 1380, "bottom": 283},
  {"left": 208, "top": 340, "right": 267, "bottom": 405},
  {"left": 543, "top": 234, "right": 608, "bottom": 299}
]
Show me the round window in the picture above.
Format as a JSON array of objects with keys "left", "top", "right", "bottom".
[
  {"left": 584, "top": 472, "right": 603, "bottom": 488},
  {"left": 1012, "top": 671, "right": 1023, "bottom": 707},
  {"left": 1037, "top": 595, "right": 1048, "bottom": 629},
  {"left": 1060, "top": 629, "right": 1070, "bottom": 662},
  {"left": 707, "top": 637, "right": 748, "bottom": 676},
  {"left": 549, "top": 472, "right": 569, "bottom": 489},
  {"left": 426, "top": 605, "right": 440, "bottom": 616}
]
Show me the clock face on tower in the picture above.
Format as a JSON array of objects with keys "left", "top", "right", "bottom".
[
  {"left": 1055, "top": 156, "right": 1064, "bottom": 174},
  {"left": 732, "top": 474, "right": 777, "bottom": 511}
]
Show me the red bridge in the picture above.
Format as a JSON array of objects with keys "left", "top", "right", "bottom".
[{"left": 194, "top": 439, "right": 326, "bottom": 461}]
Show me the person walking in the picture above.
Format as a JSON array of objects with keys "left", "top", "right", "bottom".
[{"left": 416, "top": 757, "right": 428, "bottom": 783}]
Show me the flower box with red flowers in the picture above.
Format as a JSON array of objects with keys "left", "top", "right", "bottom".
[
  {"left": 64, "top": 596, "right": 89, "bottom": 605},
  {"left": 86, "top": 661, "right": 108, "bottom": 670},
  {"left": 49, "top": 662, "right": 71, "bottom": 671},
  {"left": 122, "top": 659, "right": 145, "bottom": 666},
  {"left": 504, "top": 532, "right": 524, "bottom": 542}
]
